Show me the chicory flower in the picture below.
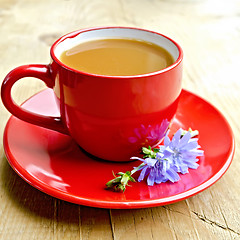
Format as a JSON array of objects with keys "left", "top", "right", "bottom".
[
  {"left": 163, "top": 129, "right": 204, "bottom": 174},
  {"left": 131, "top": 151, "right": 180, "bottom": 186},
  {"left": 133, "top": 129, "right": 203, "bottom": 185},
  {"left": 106, "top": 128, "right": 204, "bottom": 192}
]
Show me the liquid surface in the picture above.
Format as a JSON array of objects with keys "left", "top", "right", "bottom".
[{"left": 60, "top": 38, "right": 174, "bottom": 76}]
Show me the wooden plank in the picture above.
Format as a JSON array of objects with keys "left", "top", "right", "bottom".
[
  {"left": 0, "top": 0, "right": 240, "bottom": 239},
  {"left": 110, "top": 208, "right": 177, "bottom": 240},
  {"left": 80, "top": 206, "right": 113, "bottom": 240},
  {"left": 53, "top": 200, "right": 81, "bottom": 240},
  {"left": 0, "top": 157, "right": 54, "bottom": 239}
]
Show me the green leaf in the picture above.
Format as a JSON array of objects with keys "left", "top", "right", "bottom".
[
  {"left": 181, "top": 128, "right": 199, "bottom": 138},
  {"left": 142, "top": 146, "right": 156, "bottom": 159},
  {"left": 121, "top": 174, "right": 129, "bottom": 185},
  {"left": 129, "top": 176, "right": 136, "bottom": 183},
  {"left": 116, "top": 172, "right": 124, "bottom": 176}
]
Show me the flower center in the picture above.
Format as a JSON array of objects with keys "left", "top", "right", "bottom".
[{"left": 173, "top": 149, "right": 180, "bottom": 159}]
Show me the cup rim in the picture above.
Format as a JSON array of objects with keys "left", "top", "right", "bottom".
[{"left": 50, "top": 26, "right": 183, "bottom": 79}]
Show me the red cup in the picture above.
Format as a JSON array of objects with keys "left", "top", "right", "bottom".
[{"left": 1, "top": 27, "right": 183, "bottom": 161}]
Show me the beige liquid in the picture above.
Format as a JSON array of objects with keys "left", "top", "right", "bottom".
[{"left": 60, "top": 38, "right": 174, "bottom": 76}]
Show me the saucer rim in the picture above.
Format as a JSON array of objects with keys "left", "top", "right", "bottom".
[{"left": 3, "top": 89, "right": 235, "bottom": 209}]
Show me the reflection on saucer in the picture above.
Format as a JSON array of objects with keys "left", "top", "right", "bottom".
[{"left": 3, "top": 89, "right": 234, "bottom": 209}]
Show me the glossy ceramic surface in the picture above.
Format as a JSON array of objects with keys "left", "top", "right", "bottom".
[
  {"left": 1, "top": 27, "right": 183, "bottom": 161},
  {"left": 3, "top": 89, "right": 234, "bottom": 209}
]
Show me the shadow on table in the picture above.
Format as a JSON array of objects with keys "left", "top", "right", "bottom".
[
  {"left": 0, "top": 156, "right": 91, "bottom": 223},
  {"left": 1, "top": 156, "right": 135, "bottom": 234},
  {"left": 1, "top": 156, "right": 189, "bottom": 239}
]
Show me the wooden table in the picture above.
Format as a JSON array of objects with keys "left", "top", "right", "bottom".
[{"left": 0, "top": 0, "right": 239, "bottom": 239}]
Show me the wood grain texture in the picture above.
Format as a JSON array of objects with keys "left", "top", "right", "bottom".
[{"left": 0, "top": 0, "right": 239, "bottom": 239}]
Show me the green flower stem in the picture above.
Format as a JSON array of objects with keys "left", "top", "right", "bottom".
[
  {"left": 181, "top": 128, "right": 199, "bottom": 138},
  {"left": 130, "top": 162, "right": 145, "bottom": 175},
  {"left": 106, "top": 162, "right": 145, "bottom": 192}
]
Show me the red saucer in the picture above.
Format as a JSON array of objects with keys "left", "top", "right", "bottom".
[{"left": 3, "top": 89, "right": 235, "bottom": 209}]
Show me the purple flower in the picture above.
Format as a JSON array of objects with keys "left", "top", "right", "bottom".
[
  {"left": 163, "top": 129, "right": 204, "bottom": 174},
  {"left": 132, "top": 128, "right": 204, "bottom": 186},
  {"left": 128, "top": 119, "right": 170, "bottom": 147},
  {"left": 131, "top": 151, "right": 180, "bottom": 186}
]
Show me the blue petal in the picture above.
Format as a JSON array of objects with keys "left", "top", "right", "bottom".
[
  {"left": 178, "top": 165, "right": 189, "bottom": 174},
  {"left": 181, "top": 150, "right": 203, "bottom": 159},
  {"left": 165, "top": 168, "right": 180, "bottom": 182},
  {"left": 155, "top": 174, "right": 166, "bottom": 184},
  {"left": 138, "top": 166, "right": 149, "bottom": 182},
  {"left": 144, "top": 158, "right": 157, "bottom": 167},
  {"left": 162, "top": 148, "right": 172, "bottom": 159},
  {"left": 183, "top": 160, "right": 199, "bottom": 169},
  {"left": 171, "top": 129, "right": 182, "bottom": 148},
  {"left": 164, "top": 133, "right": 171, "bottom": 146},
  {"left": 147, "top": 169, "right": 156, "bottom": 186},
  {"left": 181, "top": 141, "right": 198, "bottom": 150},
  {"left": 130, "top": 156, "right": 145, "bottom": 162},
  {"left": 179, "top": 131, "right": 192, "bottom": 148}
]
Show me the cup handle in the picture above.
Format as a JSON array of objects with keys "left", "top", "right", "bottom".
[{"left": 1, "top": 64, "right": 68, "bottom": 134}]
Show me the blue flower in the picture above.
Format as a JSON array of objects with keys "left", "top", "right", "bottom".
[
  {"left": 132, "top": 128, "right": 204, "bottom": 186},
  {"left": 131, "top": 151, "right": 180, "bottom": 186},
  {"left": 163, "top": 129, "right": 204, "bottom": 174}
]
